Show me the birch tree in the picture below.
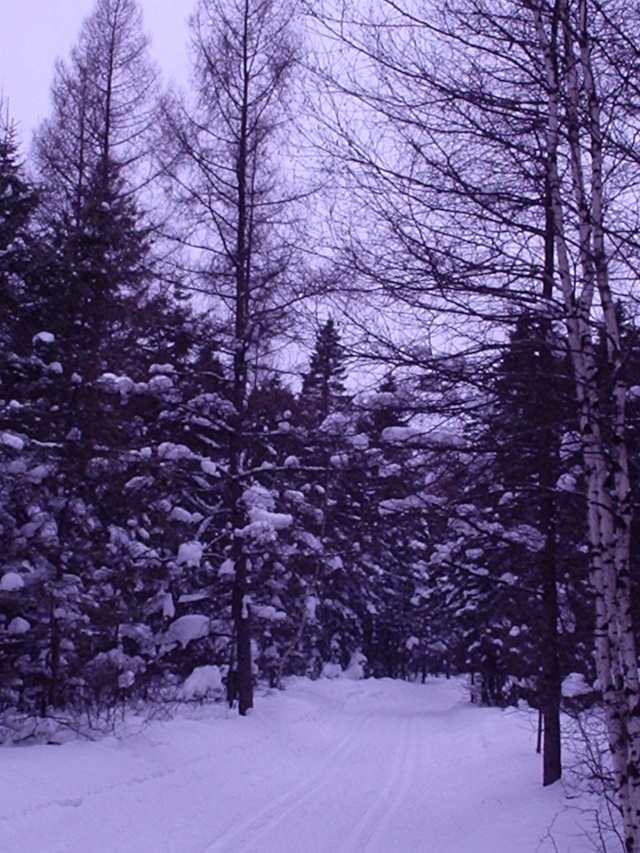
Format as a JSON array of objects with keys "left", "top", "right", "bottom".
[
  {"left": 533, "top": 0, "right": 640, "bottom": 844},
  {"left": 311, "top": 0, "right": 640, "bottom": 819}
]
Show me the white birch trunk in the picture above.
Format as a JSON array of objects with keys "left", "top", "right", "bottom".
[{"left": 534, "top": 0, "right": 640, "bottom": 846}]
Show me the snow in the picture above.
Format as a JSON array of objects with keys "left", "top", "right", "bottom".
[
  {"left": 252, "top": 604, "right": 287, "bottom": 622},
  {"left": 344, "top": 652, "right": 367, "bottom": 680},
  {"left": 149, "top": 364, "right": 176, "bottom": 376},
  {"left": 26, "top": 464, "right": 49, "bottom": 484},
  {"left": 0, "top": 677, "right": 602, "bottom": 852},
  {"left": 242, "top": 484, "right": 273, "bottom": 510},
  {"left": 248, "top": 508, "right": 293, "bottom": 532},
  {"left": 349, "top": 433, "right": 370, "bottom": 450},
  {"left": 556, "top": 472, "right": 578, "bottom": 492},
  {"left": 8, "top": 616, "right": 31, "bottom": 634},
  {"left": 119, "top": 624, "right": 153, "bottom": 647},
  {"left": 169, "top": 507, "right": 204, "bottom": 524},
  {"left": 97, "top": 373, "right": 135, "bottom": 396},
  {"left": 504, "top": 523, "right": 546, "bottom": 553},
  {"left": 381, "top": 425, "right": 421, "bottom": 444},
  {"left": 32, "top": 331, "right": 55, "bottom": 345},
  {"left": 379, "top": 462, "right": 401, "bottom": 478},
  {"left": 238, "top": 490, "right": 293, "bottom": 540},
  {"left": 162, "top": 593, "right": 176, "bottom": 619},
  {"left": 320, "top": 411, "right": 351, "bottom": 434},
  {"left": 219, "top": 559, "right": 235, "bottom": 578},
  {"left": 322, "top": 662, "right": 343, "bottom": 679},
  {"left": 562, "top": 672, "right": 594, "bottom": 698},
  {"left": 163, "top": 614, "right": 210, "bottom": 649},
  {"left": 296, "top": 531, "right": 322, "bottom": 552},
  {"left": 158, "top": 442, "right": 194, "bottom": 461},
  {"left": 0, "top": 571, "right": 25, "bottom": 591},
  {"left": 181, "top": 665, "right": 223, "bottom": 700},
  {"left": 330, "top": 452, "right": 349, "bottom": 468},
  {"left": 178, "top": 592, "right": 209, "bottom": 604},
  {"left": 177, "top": 541, "right": 203, "bottom": 567},
  {"left": 149, "top": 374, "right": 174, "bottom": 394},
  {"left": 1, "top": 431, "right": 25, "bottom": 450},
  {"left": 305, "top": 595, "right": 319, "bottom": 620},
  {"left": 378, "top": 495, "right": 425, "bottom": 516}
]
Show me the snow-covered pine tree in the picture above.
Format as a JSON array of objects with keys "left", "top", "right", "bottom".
[
  {"left": 0, "top": 112, "right": 38, "bottom": 348},
  {"left": 0, "top": 112, "right": 44, "bottom": 713},
  {"left": 1, "top": 0, "right": 164, "bottom": 710},
  {"left": 354, "top": 374, "right": 437, "bottom": 680}
]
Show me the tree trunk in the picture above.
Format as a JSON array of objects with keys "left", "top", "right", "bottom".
[
  {"left": 230, "top": 0, "right": 254, "bottom": 717},
  {"left": 539, "top": 509, "right": 562, "bottom": 786},
  {"left": 538, "top": 168, "right": 562, "bottom": 788},
  {"left": 231, "top": 548, "right": 253, "bottom": 715},
  {"left": 534, "top": 0, "right": 640, "bottom": 841}
]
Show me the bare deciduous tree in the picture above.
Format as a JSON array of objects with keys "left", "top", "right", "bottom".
[
  {"left": 162, "top": 0, "right": 302, "bottom": 715},
  {"left": 34, "top": 0, "right": 159, "bottom": 219},
  {"left": 310, "top": 1, "right": 640, "bottom": 828}
]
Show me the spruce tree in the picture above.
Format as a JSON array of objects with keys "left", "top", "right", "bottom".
[
  {"left": 0, "top": 114, "right": 38, "bottom": 338},
  {"left": 298, "top": 319, "right": 349, "bottom": 428},
  {"left": 3, "top": 0, "right": 163, "bottom": 710}
]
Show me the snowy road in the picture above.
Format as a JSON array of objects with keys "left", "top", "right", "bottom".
[{"left": 1, "top": 677, "right": 596, "bottom": 852}]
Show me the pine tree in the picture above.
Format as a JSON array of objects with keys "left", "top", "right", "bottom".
[
  {"left": 426, "top": 316, "right": 588, "bottom": 769},
  {"left": 353, "top": 375, "right": 435, "bottom": 679},
  {"left": 298, "top": 319, "right": 349, "bottom": 428},
  {"left": 1, "top": 0, "right": 164, "bottom": 711},
  {"left": 0, "top": 111, "right": 43, "bottom": 712},
  {"left": 0, "top": 113, "right": 38, "bottom": 339}
]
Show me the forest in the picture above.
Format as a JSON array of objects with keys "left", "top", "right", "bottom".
[{"left": 2, "top": 0, "right": 640, "bottom": 847}]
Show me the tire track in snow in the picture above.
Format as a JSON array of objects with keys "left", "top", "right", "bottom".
[
  {"left": 200, "top": 714, "right": 370, "bottom": 853},
  {"left": 334, "top": 715, "right": 417, "bottom": 853}
]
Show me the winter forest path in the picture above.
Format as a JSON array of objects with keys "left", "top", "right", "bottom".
[{"left": 1, "top": 678, "right": 594, "bottom": 852}]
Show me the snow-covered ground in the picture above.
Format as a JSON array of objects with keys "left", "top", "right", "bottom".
[{"left": 0, "top": 677, "right": 609, "bottom": 852}]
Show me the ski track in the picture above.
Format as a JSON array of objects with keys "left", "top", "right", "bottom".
[
  {"left": 1, "top": 684, "right": 465, "bottom": 853},
  {"left": 334, "top": 715, "right": 417, "bottom": 853},
  {"left": 200, "top": 713, "right": 370, "bottom": 853},
  {"left": 204, "top": 698, "right": 427, "bottom": 853},
  {"left": 0, "top": 679, "right": 593, "bottom": 853}
]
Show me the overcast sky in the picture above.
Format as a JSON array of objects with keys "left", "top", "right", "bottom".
[{"left": 1, "top": 0, "right": 191, "bottom": 147}]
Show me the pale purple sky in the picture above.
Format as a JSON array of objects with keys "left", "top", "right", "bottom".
[{"left": 1, "top": 0, "right": 191, "bottom": 146}]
